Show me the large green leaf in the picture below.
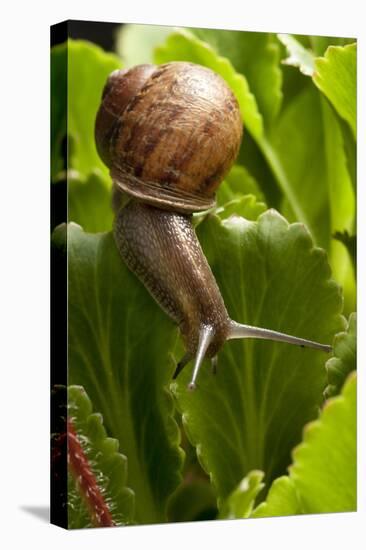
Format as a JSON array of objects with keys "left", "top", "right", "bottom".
[
  {"left": 261, "top": 37, "right": 356, "bottom": 280},
  {"left": 53, "top": 224, "right": 184, "bottom": 524},
  {"left": 325, "top": 313, "right": 356, "bottom": 398},
  {"left": 51, "top": 39, "right": 122, "bottom": 182},
  {"left": 267, "top": 38, "right": 356, "bottom": 310},
  {"left": 271, "top": 87, "right": 330, "bottom": 249},
  {"left": 172, "top": 210, "right": 344, "bottom": 507},
  {"left": 270, "top": 86, "right": 355, "bottom": 311},
  {"left": 67, "top": 385, "right": 134, "bottom": 528},
  {"left": 68, "top": 39, "right": 122, "bottom": 180},
  {"left": 154, "top": 29, "right": 263, "bottom": 139},
  {"left": 313, "top": 43, "right": 357, "bottom": 139},
  {"left": 320, "top": 98, "right": 355, "bottom": 311},
  {"left": 191, "top": 29, "right": 283, "bottom": 126},
  {"left": 290, "top": 372, "right": 357, "bottom": 513},
  {"left": 224, "top": 371, "right": 357, "bottom": 518},
  {"left": 68, "top": 172, "right": 114, "bottom": 233},
  {"left": 276, "top": 36, "right": 356, "bottom": 194}
]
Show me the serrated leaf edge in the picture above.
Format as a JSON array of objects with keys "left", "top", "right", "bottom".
[{"left": 313, "top": 43, "right": 357, "bottom": 138}]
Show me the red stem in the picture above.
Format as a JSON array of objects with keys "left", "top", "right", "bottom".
[{"left": 67, "top": 418, "right": 115, "bottom": 527}]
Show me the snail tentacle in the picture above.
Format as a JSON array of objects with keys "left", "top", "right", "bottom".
[
  {"left": 188, "top": 325, "right": 214, "bottom": 391},
  {"left": 227, "top": 320, "right": 332, "bottom": 353}
]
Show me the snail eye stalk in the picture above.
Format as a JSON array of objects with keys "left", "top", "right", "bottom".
[
  {"left": 188, "top": 325, "right": 214, "bottom": 391},
  {"left": 227, "top": 320, "right": 332, "bottom": 353}
]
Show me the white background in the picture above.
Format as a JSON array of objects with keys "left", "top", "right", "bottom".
[{"left": 0, "top": 0, "right": 364, "bottom": 548}]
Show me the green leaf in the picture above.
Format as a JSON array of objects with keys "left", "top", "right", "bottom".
[
  {"left": 267, "top": 37, "right": 356, "bottom": 309},
  {"left": 219, "top": 471, "right": 265, "bottom": 519},
  {"left": 257, "top": 39, "right": 356, "bottom": 248},
  {"left": 250, "top": 371, "right": 357, "bottom": 517},
  {"left": 277, "top": 33, "right": 315, "bottom": 76},
  {"left": 313, "top": 43, "right": 357, "bottom": 139},
  {"left": 251, "top": 476, "right": 302, "bottom": 518},
  {"left": 270, "top": 86, "right": 356, "bottom": 314},
  {"left": 271, "top": 87, "right": 330, "bottom": 249},
  {"left": 172, "top": 210, "right": 344, "bottom": 507},
  {"left": 53, "top": 224, "right": 184, "bottom": 524},
  {"left": 290, "top": 372, "right": 357, "bottom": 513},
  {"left": 217, "top": 165, "right": 265, "bottom": 205},
  {"left": 191, "top": 29, "right": 283, "bottom": 125},
  {"left": 68, "top": 172, "right": 114, "bottom": 233},
  {"left": 278, "top": 35, "right": 356, "bottom": 243},
  {"left": 338, "top": 117, "right": 357, "bottom": 192},
  {"left": 68, "top": 39, "right": 122, "bottom": 180},
  {"left": 116, "top": 23, "right": 175, "bottom": 66},
  {"left": 67, "top": 385, "right": 134, "bottom": 528},
  {"left": 51, "top": 39, "right": 122, "bottom": 182},
  {"left": 51, "top": 39, "right": 121, "bottom": 184},
  {"left": 154, "top": 29, "right": 263, "bottom": 139},
  {"left": 325, "top": 313, "right": 356, "bottom": 398},
  {"left": 320, "top": 98, "right": 355, "bottom": 311}
]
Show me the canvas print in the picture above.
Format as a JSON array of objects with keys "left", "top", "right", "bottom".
[{"left": 51, "top": 20, "right": 357, "bottom": 529}]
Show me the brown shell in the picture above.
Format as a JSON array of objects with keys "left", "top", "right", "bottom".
[{"left": 95, "top": 62, "right": 243, "bottom": 213}]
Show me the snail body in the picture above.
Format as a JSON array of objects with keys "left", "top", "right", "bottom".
[
  {"left": 114, "top": 200, "right": 230, "bottom": 360},
  {"left": 95, "top": 62, "right": 331, "bottom": 389}
]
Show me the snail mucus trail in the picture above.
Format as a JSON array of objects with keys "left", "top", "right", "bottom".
[{"left": 95, "top": 62, "right": 331, "bottom": 390}]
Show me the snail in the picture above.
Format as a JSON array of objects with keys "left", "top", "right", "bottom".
[{"left": 95, "top": 61, "right": 331, "bottom": 390}]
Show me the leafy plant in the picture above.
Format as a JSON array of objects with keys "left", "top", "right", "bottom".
[
  {"left": 67, "top": 385, "right": 134, "bottom": 528},
  {"left": 221, "top": 370, "right": 356, "bottom": 518},
  {"left": 51, "top": 26, "right": 357, "bottom": 527}
]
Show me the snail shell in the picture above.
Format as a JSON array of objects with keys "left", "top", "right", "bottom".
[{"left": 95, "top": 62, "right": 243, "bottom": 213}]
